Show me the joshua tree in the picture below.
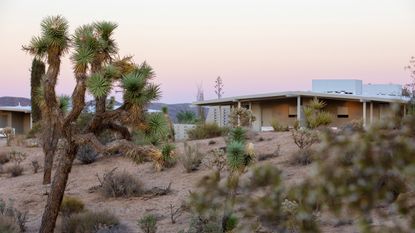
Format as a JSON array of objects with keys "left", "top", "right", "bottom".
[
  {"left": 24, "top": 16, "right": 162, "bottom": 233},
  {"left": 161, "top": 106, "right": 175, "bottom": 142},
  {"left": 30, "top": 58, "right": 45, "bottom": 123}
]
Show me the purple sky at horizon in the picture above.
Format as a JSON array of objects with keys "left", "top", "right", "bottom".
[{"left": 1, "top": 0, "right": 414, "bottom": 104}]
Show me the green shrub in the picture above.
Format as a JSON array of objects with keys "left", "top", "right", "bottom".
[
  {"left": 291, "top": 128, "right": 318, "bottom": 150},
  {"left": 176, "top": 110, "right": 198, "bottom": 124},
  {"left": 76, "top": 144, "right": 99, "bottom": 164},
  {"left": 0, "top": 152, "right": 10, "bottom": 165},
  {"left": 138, "top": 214, "right": 157, "bottom": 233},
  {"left": 60, "top": 196, "right": 85, "bottom": 216},
  {"left": 6, "top": 164, "right": 24, "bottom": 177},
  {"left": 63, "top": 210, "right": 119, "bottom": 233},
  {"left": 228, "top": 127, "right": 247, "bottom": 143},
  {"left": 187, "top": 123, "right": 226, "bottom": 140},
  {"left": 271, "top": 120, "right": 288, "bottom": 132},
  {"left": 179, "top": 143, "right": 203, "bottom": 173},
  {"left": 98, "top": 170, "right": 144, "bottom": 198},
  {"left": 160, "top": 143, "right": 176, "bottom": 169}
]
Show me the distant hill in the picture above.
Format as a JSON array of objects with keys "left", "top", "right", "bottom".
[
  {"left": 0, "top": 96, "right": 31, "bottom": 106},
  {"left": 0, "top": 96, "right": 204, "bottom": 123}
]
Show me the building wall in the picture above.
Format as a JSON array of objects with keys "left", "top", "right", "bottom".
[
  {"left": 0, "top": 111, "right": 31, "bottom": 134},
  {"left": 247, "top": 98, "right": 393, "bottom": 131},
  {"left": 259, "top": 98, "right": 298, "bottom": 128}
]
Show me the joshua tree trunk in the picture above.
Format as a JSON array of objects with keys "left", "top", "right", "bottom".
[
  {"left": 41, "top": 104, "right": 61, "bottom": 184},
  {"left": 30, "top": 58, "right": 45, "bottom": 123},
  {"left": 39, "top": 143, "right": 78, "bottom": 233}
]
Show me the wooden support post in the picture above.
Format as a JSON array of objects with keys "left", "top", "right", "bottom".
[{"left": 363, "top": 101, "right": 367, "bottom": 128}]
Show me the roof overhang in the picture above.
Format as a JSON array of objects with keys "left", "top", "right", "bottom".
[
  {"left": 0, "top": 106, "right": 31, "bottom": 113},
  {"left": 193, "top": 91, "right": 410, "bottom": 106}
]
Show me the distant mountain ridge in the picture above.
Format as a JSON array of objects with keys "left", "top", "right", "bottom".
[
  {"left": 0, "top": 96, "right": 31, "bottom": 106},
  {"left": 0, "top": 96, "right": 200, "bottom": 123}
]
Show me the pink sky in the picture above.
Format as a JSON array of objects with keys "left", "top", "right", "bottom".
[{"left": 0, "top": 0, "right": 414, "bottom": 103}]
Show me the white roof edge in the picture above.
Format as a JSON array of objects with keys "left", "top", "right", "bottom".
[
  {"left": 0, "top": 106, "right": 32, "bottom": 113},
  {"left": 193, "top": 91, "right": 410, "bottom": 105}
]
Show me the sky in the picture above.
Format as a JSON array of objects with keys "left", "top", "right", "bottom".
[{"left": 0, "top": 0, "right": 414, "bottom": 103}]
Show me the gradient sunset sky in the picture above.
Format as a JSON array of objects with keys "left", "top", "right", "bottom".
[{"left": 1, "top": 0, "right": 414, "bottom": 103}]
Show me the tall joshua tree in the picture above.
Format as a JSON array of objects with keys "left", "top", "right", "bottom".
[
  {"left": 24, "top": 16, "right": 162, "bottom": 233},
  {"left": 30, "top": 58, "right": 45, "bottom": 123}
]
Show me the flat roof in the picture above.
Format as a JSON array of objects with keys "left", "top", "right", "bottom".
[
  {"left": 193, "top": 91, "right": 410, "bottom": 106},
  {"left": 0, "top": 106, "right": 31, "bottom": 113}
]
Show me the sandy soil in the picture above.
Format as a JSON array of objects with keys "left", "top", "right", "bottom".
[{"left": 0, "top": 132, "right": 358, "bottom": 233}]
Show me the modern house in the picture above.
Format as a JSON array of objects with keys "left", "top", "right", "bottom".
[
  {"left": 194, "top": 79, "right": 409, "bottom": 131},
  {"left": 0, "top": 105, "right": 32, "bottom": 135}
]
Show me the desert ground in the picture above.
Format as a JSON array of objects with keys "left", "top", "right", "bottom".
[{"left": 0, "top": 132, "right": 360, "bottom": 233}]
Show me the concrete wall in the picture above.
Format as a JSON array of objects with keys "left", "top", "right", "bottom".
[{"left": 173, "top": 124, "right": 196, "bottom": 141}]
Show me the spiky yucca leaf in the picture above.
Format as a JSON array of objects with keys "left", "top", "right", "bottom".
[
  {"left": 102, "top": 64, "right": 121, "bottom": 79},
  {"left": 145, "top": 113, "right": 170, "bottom": 145},
  {"left": 40, "top": 15, "right": 70, "bottom": 51},
  {"left": 87, "top": 73, "right": 112, "bottom": 98},
  {"left": 229, "top": 127, "right": 247, "bottom": 143},
  {"left": 94, "top": 21, "right": 118, "bottom": 39},
  {"left": 71, "top": 47, "right": 94, "bottom": 74},
  {"left": 73, "top": 24, "right": 98, "bottom": 51},
  {"left": 122, "top": 72, "right": 161, "bottom": 106},
  {"left": 59, "top": 95, "right": 71, "bottom": 114},
  {"left": 23, "top": 36, "right": 48, "bottom": 59},
  {"left": 227, "top": 141, "right": 246, "bottom": 171},
  {"left": 112, "top": 56, "right": 135, "bottom": 76}
]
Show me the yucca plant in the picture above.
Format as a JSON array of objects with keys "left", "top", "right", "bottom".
[
  {"left": 228, "top": 127, "right": 247, "bottom": 144},
  {"left": 303, "top": 97, "right": 332, "bottom": 129}
]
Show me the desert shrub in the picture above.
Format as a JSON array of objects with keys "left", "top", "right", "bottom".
[
  {"left": 31, "top": 160, "right": 40, "bottom": 174},
  {"left": 207, "top": 148, "right": 227, "bottom": 172},
  {"left": 0, "top": 198, "right": 27, "bottom": 233},
  {"left": 258, "top": 144, "right": 280, "bottom": 161},
  {"left": 138, "top": 214, "right": 157, "bottom": 233},
  {"left": 6, "top": 165, "right": 24, "bottom": 177},
  {"left": 98, "top": 169, "right": 144, "bottom": 198},
  {"left": 160, "top": 143, "right": 176, "bottom": 169},
  {"left": 0, "top": 215, "right": 20, "bottom": 233},
  {"left": 0, "top": 152, "right": 10, "bottom": 165},
  {"left": 271, "top": 120, "right": 288, "bottom": 132},
  {"left": 291, "top": 128, "right": 318, "bottom": 150},
  {"left": 341, "top": 119, "right": 364, "bottom": 133},
  {"left": 228, "top": 107, "right": 256, "bottom": 127},
  {"left": 179, "top": 143, "right": 203, "bottom": 173},
  {"left": 303, "top": 97, "right": 332, "bottom": 129},
  {"left": 187, "top": 123, "right": 226, "bottom": 140},
  {"left": 63, "top": 210, "right": 119, "bottom": 233},
  {"left": 60, "top": 196, "right": 85, "bottom": 216},
  {"left": 290, "top": 149, "right": 314, "bottom": 166},
  {"left": 228, "top": 126, "right": 247, "bottom": 143},
  {"left": 1, "top": 128, "right": 14, "bottom": 147},
  {"left": 226, "top": 141, "right": 246, "bottom": 171},
  {"left": 26, "top": 122, "right": 41, "bottom": 139},
  {"left": 8, "top": 151, "right": 27, "bottom": 164},
  {"left": 76, "top": 144, "right": 99, "bottom": 164}
]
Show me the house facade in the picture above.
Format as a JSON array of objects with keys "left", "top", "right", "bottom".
[
  {"left": 195, "top": 80, "right": 409, "bottom": 131},
  {"left": 0, "top": 106, "right": 32, "bottom": 135}
]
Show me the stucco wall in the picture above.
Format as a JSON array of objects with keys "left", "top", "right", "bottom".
[{"left": 0, "top": 111, "right": 31, "bottom": 134}]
